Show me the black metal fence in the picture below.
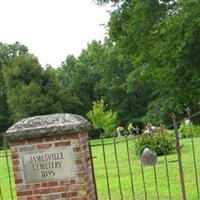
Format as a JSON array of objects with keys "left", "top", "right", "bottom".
[{"left": 90, "top": 109, "right": 200, "bottom": 200}]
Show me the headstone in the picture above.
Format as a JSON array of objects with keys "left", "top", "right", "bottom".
[{"left": 141, "top": 148, "right": 157, "bottom": 166}]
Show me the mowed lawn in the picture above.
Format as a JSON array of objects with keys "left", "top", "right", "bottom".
[
  {"left": 0, "top": 150, "right": 16, "bottom": 200},
  {"left": 0, "top": 138, "right": 200, "bottom": 200},
  {"left": 91, "top": 137, "right": 200, "bottom": 200}
]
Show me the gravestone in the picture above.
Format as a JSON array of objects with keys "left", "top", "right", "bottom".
[
  {"left": 4, "top": 113, "right": 97, "bottom": 200},
  {"left": 141, "top": 148, "right": 157, "bottom": 166}
]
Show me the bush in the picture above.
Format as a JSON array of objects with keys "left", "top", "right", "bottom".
[
  {"left": 179, "top": 123, "right": 200, "bottom": 138},
  {"left": 135, "top": 130, "right": 175, "bottom": 156},
  {"left": 87, "top": 100, "right": 118, "bottom": 138}
]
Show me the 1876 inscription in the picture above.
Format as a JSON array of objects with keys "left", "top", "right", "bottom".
[{"left": 21, "top": 147, "right": 76, "bottom": 183}]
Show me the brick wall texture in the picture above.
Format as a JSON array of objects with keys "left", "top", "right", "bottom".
[{"left": 10, "top": 133, "right": 97, "bottom": 200}]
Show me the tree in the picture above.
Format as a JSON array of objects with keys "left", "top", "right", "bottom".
[
  {"left": 87, "top": 99, "right": 118, "bottom": 138},
  {"left": 144, "top": 0, "right": 200, "bottom": 123},
  {"left": 57, "top": 41, "right": 105, "bottom": 116},
  {"left": 3, "top": 54, "right": 43, "bottom": 121},
  {"left": 95, "top": 0, "right": 200, "bottom": 124},
  {"left": 3, "top": 54, "right": 77, "bottom": 122},
  {"left": 93, "top": 0, "right": 169, "bottom": 124},
  {"left": 0, "top": 42, "right": 29, "bottom": 132},
  {"left": 96, "top": 40, "right": 154, "bottom": 124}
]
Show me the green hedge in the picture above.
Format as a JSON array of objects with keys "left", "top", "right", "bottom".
[{"left": 135, "top": 130, "right": 175, "bottom": 156}]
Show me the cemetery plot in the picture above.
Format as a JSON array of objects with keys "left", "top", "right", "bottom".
[{"left": 91, "top": 137, "right": 200, "bottom": 200}]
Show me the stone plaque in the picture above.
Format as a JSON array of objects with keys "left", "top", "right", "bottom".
[{"left": 21, "top": 147, "right": 76, "bottom": 183}]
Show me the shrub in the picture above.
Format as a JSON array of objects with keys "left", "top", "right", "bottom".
[
  {"left": 179, "top": 123, "right": 200, "bottom": 138},
  {"left": 87, "top": 99, "right": 118, "bottom": 138},
  {"left": 135, "top": 130, "right": 175, "bottom": 156}
]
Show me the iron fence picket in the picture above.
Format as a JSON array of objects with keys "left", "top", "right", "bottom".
[
  {"left": 5, "top": 150, "right": 14, "bottom": 200},
  {"left": 148, "top": 133, "right": 160, "bottom": 200},
  {"left": 136, "top": 135, "right": 148, "bottom": 200},
  {"left": 113, "top": 137, "right": 123, "bottom": 200},
  {"left": 0, "top": 147, "right": 18, "bottom": 200},
  {"left": 125, "top": 135, "right": 136, "bottom": 200},
  {"left": 153, "top": 165, "right": 160, "bottom": 200},
  {"left": 172, "top": 113, "right": 187, "bottom": 200},
  {"left": 101, "top": 137, "right": 112, "bottom": 200},
  {"left": 189, "top": 135, "right": 200, "bottom": 199},
  {"left": 160, "top": 127, "right": 172, "bottom": 200},
  {"left": 186, "top": 108, "right": 200, "bottom": 199}
]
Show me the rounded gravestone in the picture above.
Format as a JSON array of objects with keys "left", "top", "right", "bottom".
[
  {"left": 142, "top": 148, "right": 157, "bottom": 166},
  {"left": 4, "top": 113, "right": 91, "bottom": 141}
]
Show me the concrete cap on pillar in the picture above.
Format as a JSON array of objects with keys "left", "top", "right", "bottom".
[{"left": 4, "top": 113, "right": 91, "bottom": 141}]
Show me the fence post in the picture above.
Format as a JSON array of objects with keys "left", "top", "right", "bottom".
[
  {"left": 4, "top": 113, "right": 97, "bottom": 200},
  {"left": 172, "top": 113, "right": 187, "bottom": 200}
]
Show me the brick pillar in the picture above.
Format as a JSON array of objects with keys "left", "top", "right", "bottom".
[{"left": 4, "top": 114, "right": 97, "bottom": 200}]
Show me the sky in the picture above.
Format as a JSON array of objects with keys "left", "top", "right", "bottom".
[{"left": 0, "top": 0, "right": 111, "bottom": 67}]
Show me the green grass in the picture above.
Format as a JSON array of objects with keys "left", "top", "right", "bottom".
[
  {"left": 0, "top": 138, "right": 199, "bottom": 200},
  {"left": 0, "top": 150, "right": 16, "bottom": 200},
  {"left": 91, "top": 137, "right": 200, "bottom": 200}
]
